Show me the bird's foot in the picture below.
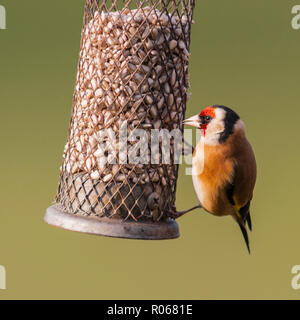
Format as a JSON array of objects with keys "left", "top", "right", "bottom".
[{"left": 167, "top": 204, "right": 202, "bottom": 220}]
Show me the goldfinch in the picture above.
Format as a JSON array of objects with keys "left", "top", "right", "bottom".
[{"left": 183, "top": 105, "right": 257, "bottom": 253}]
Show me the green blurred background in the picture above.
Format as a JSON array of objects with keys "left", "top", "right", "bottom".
[{"left": 0, "top": 0, "right": 299, "bottom": 299}]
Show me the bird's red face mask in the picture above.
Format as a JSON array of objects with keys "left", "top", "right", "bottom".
[
  {"left": 183, "top": 106, "right": 216, "bottom": 137},
  {"left": 199, "top": 107, "right": 216, "bottom": 137}
]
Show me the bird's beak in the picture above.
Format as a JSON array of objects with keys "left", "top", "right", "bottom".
[{"left": 183, "top": 115, "right": 200, "bottom": 128}]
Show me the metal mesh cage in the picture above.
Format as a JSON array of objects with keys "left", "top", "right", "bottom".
[{"left": 46, "top": 0, "right": 195, "bottom": 239}]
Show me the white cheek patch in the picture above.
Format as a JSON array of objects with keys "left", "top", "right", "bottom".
[
  {"left": 210, "top": 120, "right": 224, "bottom": 134},
  {"left": 202, "top": 108, "right": 228, "bottom": 145}
]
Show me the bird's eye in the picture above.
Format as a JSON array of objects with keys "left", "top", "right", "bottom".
[{"left": 205, "top": 116, "right": 212, "bottom": 122}]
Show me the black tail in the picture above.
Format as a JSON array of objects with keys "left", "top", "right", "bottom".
[
  {"left": 246, "top": 213, "right": 252, "bottom": 231},
  {"left": 238, "top": 221, "right": 250, "bottom": 254}
]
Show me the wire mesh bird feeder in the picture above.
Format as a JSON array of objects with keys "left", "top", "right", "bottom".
[{"left": 45, "top": 0, "right": 196, "bottom": 239}]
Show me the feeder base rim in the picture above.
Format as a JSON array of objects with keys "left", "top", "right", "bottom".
[{"left": 44, "top": 205, "right": 180, "bottom": 240}]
